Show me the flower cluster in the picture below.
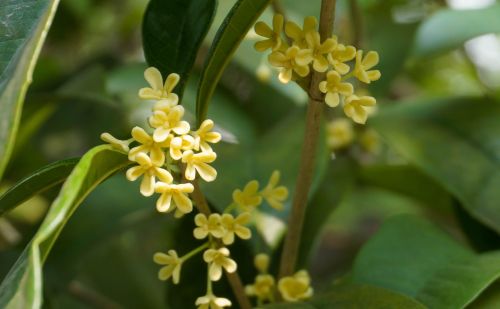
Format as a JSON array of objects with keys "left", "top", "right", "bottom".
[
  {"left": 326, "top": 118, "right": 381, "bottom": 155},
  {"left": 245, "top": 253, "right": 314, "bottom": 305},
  {"left": 254, "top": 14, "right": 381, "bottom": 124}
]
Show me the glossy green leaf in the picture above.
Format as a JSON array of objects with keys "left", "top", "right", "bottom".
[
  {"left": 352, "top": 215, "right": 500, "bottom": 308},
  {"left": 264, "top": 283, "right": 426, "bottom": 309},
  {"left": 196, "top": 0, "right": 272, "bottom": 124},
  {"left": 0, "top": 0, "right": 61, "bottom": 180},
  {"left": 0, "top": 158, "right": 78, "bottom": 217},
  {"left": 413, "top": 5, "right": 500, "bottom": 57},
  {"left": 297, "top": 157, "right": 356, "bottom": 267},
  {"left": 0, "top": 146, "right": 130, "bottom": 308},
  {"left": 142, "top": 0, "right": 217, "bottom": 95},
  {"left": 372, "top": 97, "right": 500, "bottom": 234}
]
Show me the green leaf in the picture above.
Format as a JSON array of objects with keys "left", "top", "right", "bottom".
[
  {"left": 413, "top": 5, "right": 500, "bottom": 57},
  {"left": 351, "top": 215, "right": 500, "bottom": 308},
  {"left": 0, "top": 146, "right": 130, "bottom": 308},
  {"left": 264, "top": 283, "right": 426, "bottom": 309},
  {"left": 0, "top": 0, "right": 61, "bottom": 180},
  {"left": 372, "top": 97, "right": 500, "bottom": 234},
  {"left": 142, "top": 0, "right": 217, "bottom": 95},
  {"left": 0, "top": 158, "right": 78, "bottom": 217},
  {"left": 297, "top": 157, "right": 356, "bottom": 267},
  {"left": 196, "top": 0, "right": 272, "bottom": 124}
]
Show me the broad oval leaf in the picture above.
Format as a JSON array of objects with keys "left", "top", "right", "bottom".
[
  {"left": 0, "top": 146, "right": 130, "bottom": 308},
  {"left": 372, "top": 97, "right": 500, "bottom": 234},
  {"left": 0, "top": 0, "right": 61, "bottom": 180},
  {"left": 0, "top": 158, "right": 78, "bottom": 217},
  {"left": 351, "top": 215, "right": 500, "bottom": 308},
  {"left": 142, "top": 0, "right": 217, "bottom": 96},
  {"left": 413, "top": 4, "right": 500, "bottom": 57},
  {"left": 196, "top": 0, "right": 272, "bottom": 124}
]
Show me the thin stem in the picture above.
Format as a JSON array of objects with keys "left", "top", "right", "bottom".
[
  {"left": 349, "top": 0, "right": 363, "bottom": 47},
  {"left": 279, "top": 0, "right": 337, "bottom": 279},
  {"left": 190, "top": 179, "right": 252, "bottom": 309},
  {"left": 181, "top": 242, "right": 210, "bottom": 262}
]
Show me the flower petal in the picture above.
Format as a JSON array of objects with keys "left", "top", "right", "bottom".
[{"left": 144, "top": 67, "right": 163, "bottom": 91}]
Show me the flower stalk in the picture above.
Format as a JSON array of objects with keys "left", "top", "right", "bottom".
[{"left": 279, "top": 0, "right": 337, "bottom": 279}]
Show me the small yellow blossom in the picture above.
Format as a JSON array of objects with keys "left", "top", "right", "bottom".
[
  {"left": 254, "top": 14, "right": 285, "bottom": 52},
  {"left": 254, "top": 253, "right": 270, "bottom": 273},
  {"left": 182, "top": 150, "right": 217, "bottom": 182},
  {"left": 260, "top": 171, "right": 288, "bottom": 211},
  {"left": 343, "top": 95, "right": 376, "bottom": 124},
  {"left": 305, "top": 31, "right": 337, "bottom": 72},
  {"left": 328, "top": 42, "right": 356, "bottom": 75},
  {"left": 245, "top": 274, "right": 275, "bottom": 302},
  {"left": 154, "top": 182, "right": 194, "bottom": 214},
  {"left": 318, "top": 71, "right": 354, "bottom": 108},
  {"left": 192, "top": 119, "right": 222, "bottom": 152},
  {"left": 268, "top": 46, "right": 313, "bottom": 84},
  {"left": 353, "top": 50, "right": 381, "bottom": 84},
  {"left": 149, "top": 105, "right": 190, "bottom": 143},
  {"left": 126, "top": 153, "right": 173, "bottom": 197},
  {"left": 153, "top": 250, "right": 182, "bottom": 284},
  {"left": 195, "top": 293, "right": 231, "bottom": 309},
  {"left": 326, "top": 119, "right": 355, "bottom": 150},
  {"left": 220, "top": 213, "right": 252, "bottom": 245},
  {"left": 168, "top": 134, "right": 195, "bottom": 160},
  {"left": 100, "top": 132, "right": 131, "bottom": 153},
  {"left": 359, "top": 129, "right": 381, "bottom": 154},
  {"left": 129, "top": 126, "right": 169, "bottom": 165},
  {"left": 285, "top": 16, "right": 317, "bottom": 49},
  {"left": 139, "top": 67, "right": 180, "bottom": 104},
  {"left": 278, "top": 270, "right": 313, "bottom": 302},
  {"left": 193, "top": 213, "right": 224, "bottom": 239},
  {"left": 232, "top": 180, "right": 263, "bottom": 210},
  {"left": 256, "top": 61, "right": 272, "bottom": 82},
  {"left": 153, "top": 98, "right": 178, "bottom": 113},
  {"left": 203, "top": 247, "right": 237, "bottom": 281}
]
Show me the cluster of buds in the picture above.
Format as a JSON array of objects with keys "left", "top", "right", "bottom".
[
  {"left": 254, "top": 14, "right": 381, "bottom": 124},
  {"left": 326, "top": 118, "right": 381, "bottom": 154},
  {"left": 100, "top": 68, "right": 291, "bottom": 308},
  {"left": 245, "top": 253, "right": 314, "bottom": 305}
]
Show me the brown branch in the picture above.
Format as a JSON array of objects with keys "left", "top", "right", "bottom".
[
  {"left": 349, "top": 0, "right": 364, "bottom": 47},
  {"left": 279, "top": 0, "right": 337, "bottom": 279}
]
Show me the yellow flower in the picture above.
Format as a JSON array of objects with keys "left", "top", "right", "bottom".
[
  {"left": 128, "top": 126, "right": 169, "bottom": 165},
  {"left": 195, "top": 293, "right": 231, "bottom": 309},
  {"left": 256, "top": 61, "right": 272, "bottom": 82},
  {"left": 318, "top": 71, "right": 354, "bottom": 108},
  {"left": 343, "top": 95, "right": 376, "bottom": 124},
  {"left": 168, "top": 134, "right": 195, "bottom": 160},
  {"left": 305, "top": 31, "right": 337, "bottom": 72},
  {"left": 278, "top": 270, "right": 313, "bottom": 302},
  {"left": 245, "top": 274, "right": 275, "bottom": 302},
  {"left": 192, "top": 119, "right": 222, "bottom": 152},
  {"left": 100, "top": 132, "right": 131, "bottom": 153},
  {"left": 126, "top": 153, "right": 173, "bottom": 197},
  {"left": 203, "top": 247, "right": 237, "bottom": 281},
  {"left": 153, "top": 250, "right": 182, "bottom": 284},
  {"left": 139, "top": 67, "right": 180, "bottom": 104},
  {"left": 148, "top": 105, "right": 190, "bottom": 143},
  {"left": 220, "top": 212, "right": 252, "bottom": 245},
  {"left": 193, "top": 213, "right": 224, "bottom": 239},
  {"left": 154, "top": 182, "right": 194, "bottom": 214},
  {"left": 254, "top": 14, "right": 285, "bottom": 52},
  {"left": 285, "top": 16, "right": 317, "bottom": 49},
  {"left": 254, "top": 253, "right": 270, "bottom": 273},
  {"left": 260, "top": 171, "right": 288, "bottom": 211},
  {"left": 353, "top": 50, "right": 381, "bottom": 84},
  {"left": 153, "top": 98, "right": 178, "bottom": 113},
  {"left": 326, "top": 118, "right": 355, "bottom": 150},
  {"left": 181, "top": 150, "right": 217, "bottom": 182},
  {"left": 327, "top": 42, "right": 356, "bottom": 75},
  {"left": 232, "top": 180, "right": 263, "bottom": 210},
  {"left": 359, "top": 129, "right": 381, "bottom": 154},
  {"left": 268, "top": 46, "right": 313, "bottom": 84}
]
